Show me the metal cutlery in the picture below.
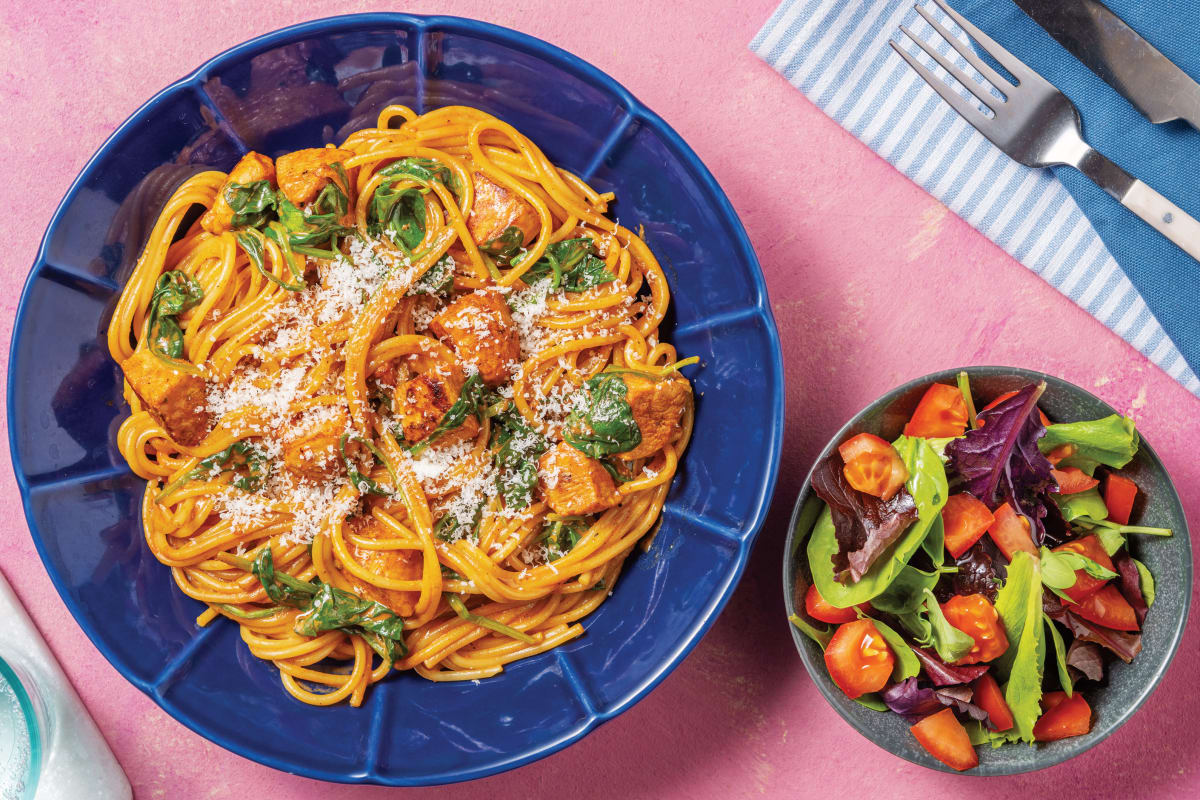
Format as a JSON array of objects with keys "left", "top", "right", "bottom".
[
  {"left": 890, "top": 0, "right": 1200, "bottom": 263},
  {"left": 1015, "top": 0, "right": 1200, "bottom": 131}
]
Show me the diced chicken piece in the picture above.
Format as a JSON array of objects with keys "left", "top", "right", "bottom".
[
  {"left": 617, "top": 373, "right": 691, "bottom": 460},
  {"left": 537, "top": 443, "right": 620, "bottom": 516},
  {"left": 200, "top": 152, "right": 276, "bottom": 235},
  {"left": 336, "top": 517, "right": 422, "bottom": 617},
  {"left": 396, "top": 371, "right": 480, "bottom": 445},
  {"left": 428, "top": 292, "right": 520, "bottom": 386},
  {"left": 122, "top": 348, "right": 212, "bottom": 446},
  {"left": 467, "top": 172, "right": 540, "bottom": 248},
  {"left": 276, "top": 147, "right": 355, "bottom": 207},
  {"left": 280, "top": 406, "right": 350, "bottom": 481}
]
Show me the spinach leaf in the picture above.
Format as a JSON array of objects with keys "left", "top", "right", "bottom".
[
  {"left": 788, "top": 613, "right": 833, "bottom": 649},
  {"left": 869, "top": 562, "right": 943, "bottom": 616},
  {"left": 870, "top": 617, "right": 921, "bottom": 681},
  {"left": 157, "top": 439, "right": 268, "bottom": 503},
  {"left": 251, "top": 547, "right": 317, "bottom": 606},
  {"left": 1040, "top": 544, "right": 1118, "bottom": 602},
  {"left": 540, "top": 518, "right": 586, "bottom": 561},
  {"left": 276, "top": 193, "right": 350, "bottom": 249},
  {"left": 311, "top": 172, "right": 349, "bottom": 217},
  {"left": 407, "top": 373, "right": 487, "bottom": 456},
  {"left": 236, "top": 229, "right": 306, "bottom": 291},
  {"left": 480, "top": 225, "right": 525, "bottom": 267},
  {"left": 409, "top": 254, "right": 455, "bottom": 296},
  {"left": 378, "top": 157, "right": 453, "bottom": 187},
  {"left": 369, "top": 184, "right": 427, "bottom": 250},
  {"left": 1133, "top": 558, "right": 1156, "bottom": 607},
  {"left": 808, "top": 436, "right": 948, "bottom": 607},
  {"left": 787, "top": 613, "right": 833, "bottom": 650},
  {"left": 294, "top": 581, "right": 408, "bottom": 663},
  {"left": 433, "top": 503, "right": 484, "bottom": 542},
  {"left": 147, "top": 271, "right": 204, "bottom": 360},
  {"left": 1038, "top": 414, "right": 1140, "bottom": 472},
  {"left": 519, "top": 238, "right": 616, "bottom": 292},
  {"left": 492, "top": 406, "right": 550, "bottom": 510},
  {"left": 1071, "top": 516, "right": 1173, "bottom": 538},
  {"left": 246, "top": 548, "right": 408, "bottom": 664},
  {"left": 854, "top": 694, "right": 889, "bottom": 712},
  {"left": 1054, "top": 487, "right": 1110, "bottom": 522},
  {"left": 563, "top": 373, "right": 642, "bottom": 458},
  {"left": 225, "top": 180, "right": 278, "bottom": 229},
  {"left": 339, "top": 433, "right": 393, "bottom": 497},
  {"left": 992, "top": 550, "right": 1045, "bottom": 742},
  {"left": 901, "top": 588, "right": 974, "bottom": 664},
  {"left": 447, "top": 594, "right": 535, "bottom": 643},
  {"left": 1045, "top": 613, "right": 1073, "bottom": 697}
]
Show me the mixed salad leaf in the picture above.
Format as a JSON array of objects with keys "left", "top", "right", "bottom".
[{"left": 791, "top": 374, "right": 1170, "bottom": 770}]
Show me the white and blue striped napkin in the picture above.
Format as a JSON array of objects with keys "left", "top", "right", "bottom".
[{"left": 751, "top": 0, "right": 1200, "bottom": 395}]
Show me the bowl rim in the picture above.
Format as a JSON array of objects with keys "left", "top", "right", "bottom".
[
  {"left": 9, "top": 13, "right": 785, "bottom": 786},
  {"left": 781, "top": 365, "right": 1192, "bottom": 776}
]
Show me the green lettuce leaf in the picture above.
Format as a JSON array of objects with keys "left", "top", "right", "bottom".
[
  {"left": 1039, "top": 414, "right": 1140, "bottom": 473},
  {"left": 992, "top": 550, "right": 1046, "bottom": 742}
]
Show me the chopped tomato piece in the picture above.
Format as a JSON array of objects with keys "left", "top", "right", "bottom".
[
  {"left": 1046, "top": 443, "right": 1077, "bottom": 466},
  {"left": 824, "top": 619, "right": 894, "bottom": 699},
  {"left": 911, "top": 708, "right": 978, "bottom": 771},
  {"left": 1033, "top": 692, "right": 1092, "bottom": 741},
  {"left": 1052, "top": 467, "right": 1099, "bottom": 495},
  {"left": 838, "top": 433, "right": 908, "bottom": 502},
  {"left": 942, "top": 493, "right": 995, "bottom": 559},
  {"left": 972, "top": 674, "right": 1014, "bottom": 732},
  {"left": 804, "top": 584, "right": 868, "bottom": 625},
  {"left": 941, "top": 594, "right": 1009, "bottom": 664},
  {"left": 903, "top": 383, "right": 968, "bottom": 439},
  {"left": 1052, "top": 535, "right": 1115, "bottom": 604},
  {"left": 1103, "top": 473, "right": 1138, "bottom": 525},
  {"left": 980, "top": 390, "right": 1051, "bottom": 427},
  {"left": 986, "top": 503, "right": 1038, "bottom": 561},
  {"left": 1071, "top": 584, "right": 1139, "bottom": 631}
]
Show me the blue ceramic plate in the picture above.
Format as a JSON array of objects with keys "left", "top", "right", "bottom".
[
  {"left": 9, "top": 15, "right": 783, "bottom": 785},
  {"left": 783, "top": 367, "right": 1191, "bottom": 775}
]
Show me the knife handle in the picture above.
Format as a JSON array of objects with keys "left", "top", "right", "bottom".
[
  {"left": 1075, "top": 148, "right": 1200, "bottom": 264},
  {"left": 1120, "top": 181, "right": 1200, "bottom": 263}
]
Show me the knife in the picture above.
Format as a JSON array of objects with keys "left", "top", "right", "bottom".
[{"left": 1014, "top": 0, "right": 1200, "bottom": 130}]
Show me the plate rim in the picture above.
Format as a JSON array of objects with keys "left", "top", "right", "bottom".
[
  {"left": 8, "top": 12, "right": 785, "bottom": 786},
  {"left": 781, "top": 364, "right": 1192, "bottom": 776}
]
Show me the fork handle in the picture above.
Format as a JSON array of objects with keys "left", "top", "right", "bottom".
[{"left": 1075, "top": 149, "right": 1200, "bottom": 263}]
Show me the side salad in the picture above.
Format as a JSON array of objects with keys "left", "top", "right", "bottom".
[{"left": 791, "top": 374, "right": 1168, "bottom": 771}]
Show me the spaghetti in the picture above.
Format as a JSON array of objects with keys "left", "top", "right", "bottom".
[{"left": 107, "top": 105, "right": 694, "bottom": 706}]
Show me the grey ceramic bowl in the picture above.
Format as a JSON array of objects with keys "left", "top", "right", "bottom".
[{"left": 783, "top": 366, "right": 1191, "bottom": 775}]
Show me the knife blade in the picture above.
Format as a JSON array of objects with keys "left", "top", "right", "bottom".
[{"left": 1014, "top": 0, "right": 1200, "bottom": 130}]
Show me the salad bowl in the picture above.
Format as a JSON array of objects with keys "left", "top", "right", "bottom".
[{"left": 783, "top": 366, "right": 1191, "bottom": 775}]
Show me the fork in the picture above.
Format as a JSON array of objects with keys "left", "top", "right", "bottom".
[{"left": 891, "top": 0, "right": 1200, "bottom": 263}]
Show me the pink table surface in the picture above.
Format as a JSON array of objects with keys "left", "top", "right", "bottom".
[{"left": 3, "top": 1, "right": 1199, "bottom": 797}]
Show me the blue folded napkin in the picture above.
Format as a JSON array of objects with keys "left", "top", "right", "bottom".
[{"left": 752, "top": 0, "right": 1200, "bottom": 396}]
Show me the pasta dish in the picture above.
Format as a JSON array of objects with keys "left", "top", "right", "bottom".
[{"left": 106, "top": 104, "right": 695, "bottom": 706}]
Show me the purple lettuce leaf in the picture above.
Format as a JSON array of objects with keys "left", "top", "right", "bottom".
[
  {"left": 1114, "top": 552, "right": 1150, "bottom": 625},
  {"left": 1047, "top": 606, "right": 1142, "bottom": 663},
  {"left": 881, "top": 679, "right": 991, "bottom": 726},
  {"left": 911, "top": 645, "right": 990, "bottom": 686},
  {"left": 811, "top": 453, "right": 919, "bottom": 582},
  {"left": 1066, "top": 640, "right": 1105, "bottom": 682},
  {"left": 880, "top": 678, "right": 944, "bottom": 722},
  {"left": 951, "top": 537, "right": 1007, "bottom": 602},
  {"left": 946, "top": 383, "right": 1058, "bottom": 545}
]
